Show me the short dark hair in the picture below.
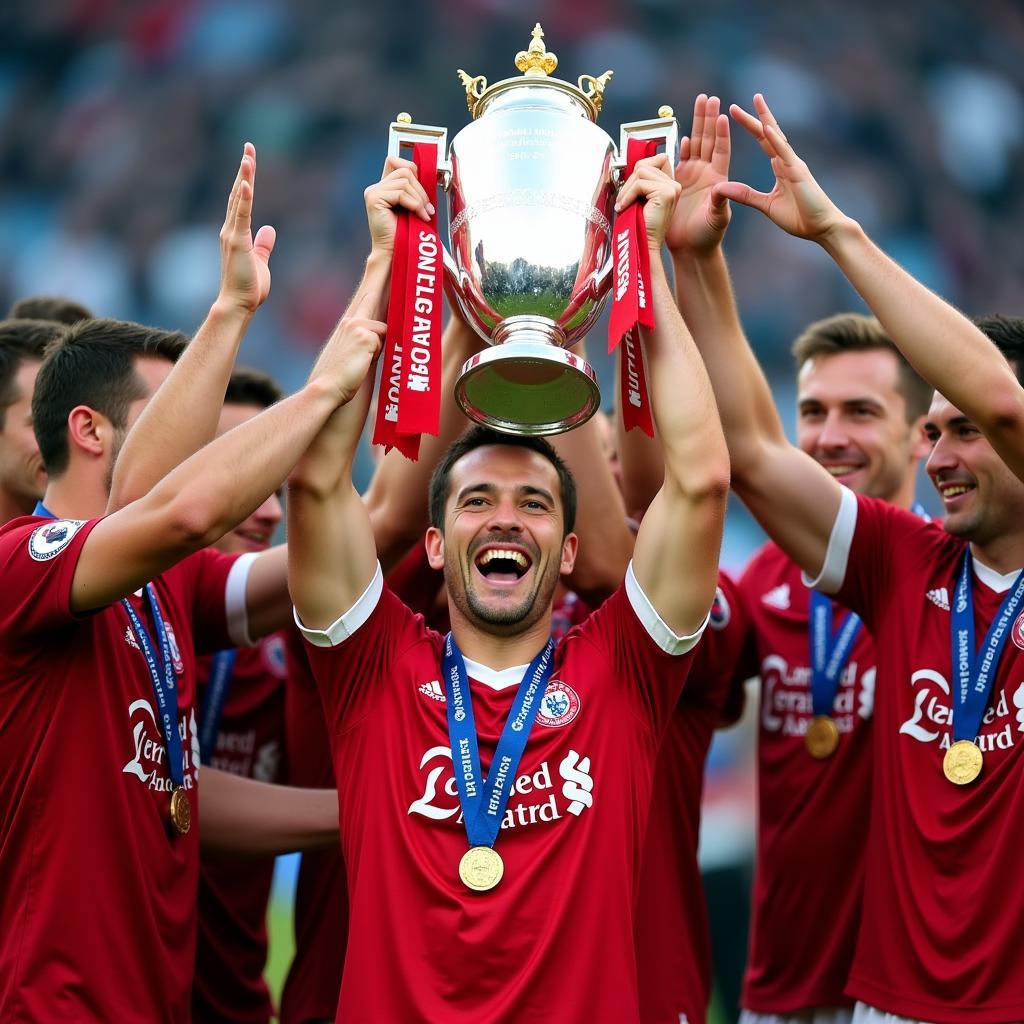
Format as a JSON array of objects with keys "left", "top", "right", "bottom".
[
  {"left": 224, "top": 366, "right": 282, "bottom": 410},
  {"left": 791, "top": 312, "right": 933, "bottom": 422},
  {"left": 973, "top": 315, "right": 1024, "bottom": 385},
  {"left": 0, "top": 319, "right": 67, "bottom": 427},
  {"left": 429, "top": 425, "right": 577, "bottom": 535},
  {"left": 7, "top": 295, "right": 95, "bottom": 325},
  {"left": 33, "top": 318, "right": 187, "bottom": 477}
]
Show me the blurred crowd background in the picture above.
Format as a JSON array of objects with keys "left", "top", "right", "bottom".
[{"left": 3, "top": 1, "right": 1022, "bottom": 1017}]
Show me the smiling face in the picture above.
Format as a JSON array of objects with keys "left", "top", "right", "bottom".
[
  {"left": 925, "top": 392, "right": 1024, "bottom": 549},
  {"left": 796, "top": 349, "right": 929, "bottom": 503},
  {"left": 426, "top": 444, "right": 577, "bottom": 637}
]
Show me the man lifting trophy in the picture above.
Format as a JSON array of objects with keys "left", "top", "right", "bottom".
[{"left": 376, "top": 23, "right": 677, "bottom": 446}]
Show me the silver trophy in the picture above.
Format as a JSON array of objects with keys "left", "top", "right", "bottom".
[{"left": 388, "top": 24, "right": 677, "bottom": 435}]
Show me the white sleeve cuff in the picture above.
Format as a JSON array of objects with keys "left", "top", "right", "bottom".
[
  {"left": 225, "top": 552, "right": 258, "bottom": 647},
  {"left": 294, "top": 563, "right": 384, "bottom": 649},
  {"left": 801, "top": 486, "right": 858, "bottom": 595},
  {"left": 625, "top": 561, "right": 709, "bottom": 656}
]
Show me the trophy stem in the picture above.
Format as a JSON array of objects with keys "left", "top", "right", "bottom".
[{"left": 456, "top": 324, "right": 600, "bottom": 436}]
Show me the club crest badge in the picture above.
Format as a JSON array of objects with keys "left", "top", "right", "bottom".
[
  {"left": 709, "top": 584, "right": 731, "bottom": 631},
  {"left": 164, "top": 621, "right": 185, "bottom": 675},
  {"left": 28, "top": 519, "right": 86, "bottom": 562},
  {"left": 536, "top": 678, "right": 581, "bottom": 728},
  {"left": 261, "top": 634, "right": 288, "bottom": 678},
  {"left": 1013, "top": 611, "right": 1024, "bottom": 652}
]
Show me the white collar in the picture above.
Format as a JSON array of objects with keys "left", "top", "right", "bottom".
[
  {"left": 462, "top": 656, "right": 529, "bottom": 692},
  {"left": 971, "top": 555, "right": 1023, "bottom": 594}
]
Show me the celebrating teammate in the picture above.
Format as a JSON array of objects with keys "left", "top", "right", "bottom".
[
  {"left": 690, "top": 92, "right": 1024, "bottom": 1024},
  {"left": 661, "top": 93, "right": 936, "bottom": 1024},
  {"left": 0, "top": 147, "right": 383, "bottom": 1021},
  {"left": 287, "top": 154, "right": 728, "bottom": 1021}
]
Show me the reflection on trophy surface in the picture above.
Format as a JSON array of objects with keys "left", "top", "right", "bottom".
[{"left": 389, "top": 24, "right": 677, "bottom": 435}]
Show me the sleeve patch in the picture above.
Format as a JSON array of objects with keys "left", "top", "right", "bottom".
[
  {"left": 709, "top": 585, "right": 731, "bottom": 631},
  {"left": 28, "top": 519, "right": 86, "bottom": 562}
]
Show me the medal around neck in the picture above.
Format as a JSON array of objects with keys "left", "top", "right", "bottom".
[
  {"left": 946, "top": 549, "right": 1024, "bottom": 787},
  {"left": 943, "top": 739, "right": 983, "bottom": 786},
  {"left": 805, "top": 715, "right": 841, "bottom": 759},
  {"left": 169, "top": 786, "right": 192, "bottom": 835},
  {"left": 442, "top": 633, "right": 554, "bottom": 893},
  {"left": 806, "top": 592, "right": 861, "bottom": 760},
  {"left": 459, "top": 846, "right": 504, "bottom": 892}
]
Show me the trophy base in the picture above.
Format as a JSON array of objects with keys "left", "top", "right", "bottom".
[{"left": 456, "top": 340, "right": 600, "bottom": 436}]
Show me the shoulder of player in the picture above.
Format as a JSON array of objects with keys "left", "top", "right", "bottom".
[
  {"left": 0, "top": 515, "right": 97, "bottom": 573},
  {"left": 851, "top": 493, "right": 957, "bottom": 568}
]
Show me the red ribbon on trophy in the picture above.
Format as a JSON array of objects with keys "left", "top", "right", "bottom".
[
  {"left": 608, "top": 136, "right": 658, "bottom": 437},
  {"left": 373, "top": 142, "right": 444, "bottom": 460}
]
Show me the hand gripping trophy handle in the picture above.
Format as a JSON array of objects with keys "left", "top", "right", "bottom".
[
  {"left": 386, "top": 113, "right": 459, "bottom": 283},
  {"left": 386, "top": 115, "right": 499, "bottom": 361},
  {"left": 610, "top": 107, "right": 679, "bottom": 190}
]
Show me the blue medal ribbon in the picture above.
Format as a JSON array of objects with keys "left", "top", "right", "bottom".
[
  {"left": 34, "top": 501, "right": 186, "bottom": 786},
  {"left": 808, "top": 592, "right": 863, "bottom": 717},
  {"left": 442, "top": 633, "right": 554, "bottom": 849},
  {"left": 122, "top": 587, "right": 186, "bottom": 789},
  {"left": 198, "top": 649, "right": 237, "bottom": 764},
  {"left": 950, "top": 548, "right": 1024, "bottom": 743}
]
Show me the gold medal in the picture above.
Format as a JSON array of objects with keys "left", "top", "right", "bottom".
[
  {"left": 458, "top": 846, "right": 503, "bottom": 892},
  {"left": 169, "top": 787, "right": 192, "bottom": 835},
  {"left": 805, "top": 715, "right": 841, "bottom": 759},
  {"left": 943, "top": 739, "right": 983, "bottom": 785}
]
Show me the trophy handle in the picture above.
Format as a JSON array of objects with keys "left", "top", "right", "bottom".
[
  {"left": 611, "top": 106, "right": 679, "bottom": 189},
  {"left": 388, "top": 114, "right": 452, "bottom": 190},
  {"left": 387, "top": 114, "right": 473, "bottom": 314}
]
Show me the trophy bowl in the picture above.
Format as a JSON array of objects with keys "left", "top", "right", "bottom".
[{"left": 388, "top": 24, "right": 677, "bottom": 435}]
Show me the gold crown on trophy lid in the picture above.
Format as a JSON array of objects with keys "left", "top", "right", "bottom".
[
  {"left": 457, "top": 23, "right": 613, "bottom": 121},
  {"left": 515, "top": 23, "right": 558, "bottom": 77}
]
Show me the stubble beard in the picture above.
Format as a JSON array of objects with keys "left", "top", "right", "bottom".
[{"left": 445, "top": 556, "right": 559, "bottom": 637}]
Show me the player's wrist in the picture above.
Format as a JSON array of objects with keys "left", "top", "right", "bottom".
[
  {"left": 816, "top": 212, "right": 863, "bottom": 256},
  {"left": 208, "top": 294, "right": 257, "bottom": 325}
]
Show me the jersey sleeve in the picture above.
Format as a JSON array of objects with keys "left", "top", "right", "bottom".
[
  {"left": 294, "top": 563, "right": 430, "bottom": 734},
  {"left": 577, "top": 560, "right": 709, "bottom": 736},
  {"left": 805, "top": 490, "right": 934, "bottom": 631},
  {"left": 686, "top": 572, "right": 755, "bottom": 725},
  {"left": 0, "top": 517, "right": 102, "bottom": 655},
  {"left": 181, "top": 548, "right": 251, "bottom": 654}
]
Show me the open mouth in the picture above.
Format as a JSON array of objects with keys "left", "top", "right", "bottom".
[
  {"left": 474, "top": 547, "right": 532, "bottom": 584},
  {"left": 823, "top": 464, "right": 861, "bottom": 478}
]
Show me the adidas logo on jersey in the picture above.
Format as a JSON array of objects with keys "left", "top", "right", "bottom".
[
  {"left": 418, "top": 680, "right": 445, "bottom": 703},
  {"left": 124, "top": 627, "right": 140, "bottom": 651},
  {"left": 926, "top": 587, "right": 950, "bottom": 611},
  {"left": 762, "top": 583, "right": 791, "bottom": 609}
]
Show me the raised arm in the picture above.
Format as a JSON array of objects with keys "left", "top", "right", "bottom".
[
  {"left": 549, "top": 351, "right": 633, "bottom": 604},
  {"left": 612, "top": 154, "right": 728, "bottom": 636},
  {"left": 665, "top": 94, "right": 842, "bottom": 576},
  {"left": 719, "top": 93, "right": 1024, "bottom": 483},
  {"left": 289, "top": 158, "right": 433, "bottom": 629},
  {"left": 108, "top": 144, "right": 275, "bottom": 512},
  {"left": 69, "top": 312, "right": 385, "bottom": 613}
]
